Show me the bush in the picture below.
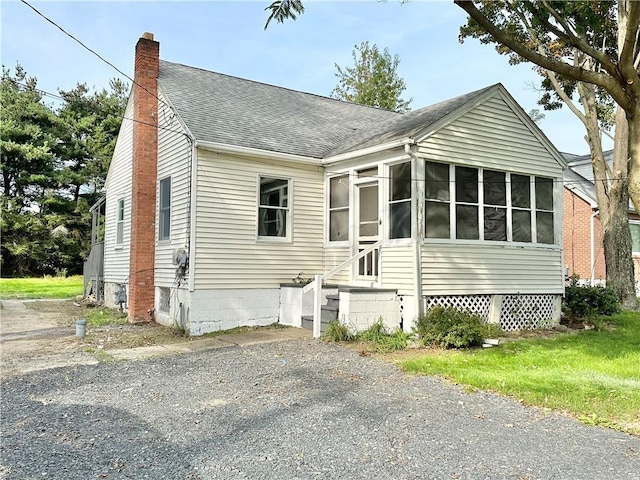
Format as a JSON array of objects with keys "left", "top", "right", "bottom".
[
  {"left": 563, "top": 275, "right": 620, "bottom": 320},
  {"left": 415, "top": 307, "right": 495, "bottom": 349}
]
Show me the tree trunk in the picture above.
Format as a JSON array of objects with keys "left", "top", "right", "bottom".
[
  {"left": 579, "top": 85, "right": 638, "bottom": 308},
  {"left": 605, "top": 108, "right": 638, "bottom": 309},
  {"left": 603, "top": 197, "right": 637, "bottom": 309}
]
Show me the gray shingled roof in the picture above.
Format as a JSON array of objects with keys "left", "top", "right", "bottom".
[{"left": 158, "top": 60, "right": 496, "bottom": 159}]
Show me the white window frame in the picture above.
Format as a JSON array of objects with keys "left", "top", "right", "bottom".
[
  {"left": 158, "top": 176, "right": 171, "bottom": 242},
  {"left": 257, "top": 175, "right": 292, "bottom": 242},
  {"left": 387, "top": 160, "right": 413, "bottom": 243},
  {"left": 327, "top": 173, "right": 351, "bottom": 246},
  {"left": 116, "top": 198, "right": 125, "bottom": 247}
]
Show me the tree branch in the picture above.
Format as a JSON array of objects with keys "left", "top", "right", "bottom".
[
  {"left": 454, "top": 0, "right": 630, "bottom": 109},
  {"left": 618, "top": 0, "right": 640, "bottom": 98}
]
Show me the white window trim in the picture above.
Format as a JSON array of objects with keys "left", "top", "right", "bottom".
[
  {"left": 115, "top": 197, "right": 125, "bottom": 248},
  {"left": 158, "top": 176, "right": 171, "bottom": 242},
  {"left": 256, "top": 175, "right": 293, "bottom": 243},
  {"left": 326, "top": 173, "right": 351, "bottom": 247},
  {"left": 386, "top": 160, "right": 413, "bottom": 245}
]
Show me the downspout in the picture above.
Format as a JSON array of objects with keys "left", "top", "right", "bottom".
[
  {"left": 590, "top": 209, "right": 599, "bottom": 286},
  {"left": 405, "top": 142, "right": 423, "bottom": 326},
  {"left": 188, "top": 136, "right": 197, "bottom": 292}
]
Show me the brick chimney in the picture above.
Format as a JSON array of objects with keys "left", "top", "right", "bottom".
[{"left": 129, "top": 32, "right": 159, "bottom": 322}]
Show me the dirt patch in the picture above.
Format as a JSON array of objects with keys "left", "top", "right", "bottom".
[{"left": 0, "top": 299, "right": 190, "bottom": 379}]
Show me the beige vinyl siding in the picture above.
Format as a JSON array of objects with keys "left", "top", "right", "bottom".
[
  {"left": 380, "top": 245, "right": 414, "bottom": 294},
  {"left": 103, "top": 98, "right": 134, "bottom": 284},
  {"left": 194, "top": 150, "right": 324, "bottom": 288},
  {"left": 421, "top": 244, "right": 563, "bottom": 296},
  {"left": 418, "top": 93, "right": 563, "bottom": 178},
  {"left": 323, "top": 247, "right": 351, "bottom": 284},
  {"left": 155, "top": 93, "right": 191, "bottom": 287}
]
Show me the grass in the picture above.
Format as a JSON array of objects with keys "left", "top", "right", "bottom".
[
  {"left": 399, "top": 311, "right": 640, "bottom": 435},
  {"left": 87, "top": 307, "right": 128, "bottom": 327},
  {"left": 324, "top": 319, "right": 409, "bottom": 353},
  {"left": 0, "top": 275, "right": 83, "bottom": 300}
]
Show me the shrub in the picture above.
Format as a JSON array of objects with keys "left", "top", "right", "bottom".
[
  {"left": 563, "top": 275, "right": 620, "bottom": 320},
  {"left": 415, "top": 307, "right": 495, "bottom": 349}
]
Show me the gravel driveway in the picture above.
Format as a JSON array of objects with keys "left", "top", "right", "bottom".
[{"left": 1, "top": 338, "right": 638, "bottom": 480}]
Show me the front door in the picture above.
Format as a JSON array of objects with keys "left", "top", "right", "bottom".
[{"left": 356, "top": 182, "right": 379, "bottom": 278}]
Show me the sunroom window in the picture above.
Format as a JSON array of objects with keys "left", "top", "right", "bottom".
[
  {"left": 483, "top": 170, "right": 507, "bottom": 241},
  {"left": 258, "top": 177, "right": 289, "bottom": 238},
  {"left": 425, "top": 161, "right": 555, "bottom": 245},
  {"left": 389, "top": 162, "right": 411, "bottom": 239},
  {"left": 511, "top": 174, "right": 532, "bottom": 243},
  {"left": 425, "top": 162, "right": 451, "bottom": 239},
  {"left": 455, "top": 166, "right": 479, "bottom": 240},
  {"left": 329, "top": 175, "right": 349, "bottom": 242},
  {"left": 535, "top": 177, "right": 554, "bottom": 244}
]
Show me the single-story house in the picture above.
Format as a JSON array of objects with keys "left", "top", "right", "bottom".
[
  {"left": 94, "top": 32, "right": 567, "bottom": 336},
  {"left": 563, "top": 150, "right": 640, "bottom": 287}
]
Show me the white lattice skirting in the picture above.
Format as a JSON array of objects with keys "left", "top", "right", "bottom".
[
  {"left": 424, "top": 294, "right": 558, "bottom": 331},
  {"left": 425, "top": 295, "right": 492, "bottom": 321}
]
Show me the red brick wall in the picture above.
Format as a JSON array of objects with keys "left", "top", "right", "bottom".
[
  {"left": 563, "top": 188, "right": 605, "bottom": 282},
  {"left": 129, "top": 34, "right": 159, "bottom": 322}
]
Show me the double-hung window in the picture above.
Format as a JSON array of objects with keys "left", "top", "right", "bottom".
[
  {"left": 116, "top": 198, "right": 125, "bottom": 245},
  {"left": 389, "top": 162, "right": 411, "bottom": 239},
  {"left": 258, "top": 177, "right": 290, "bottom": 239},
  {"left": 159, "top": 177, "right": 171, "bottom": 241},
  {"left": 329, "top": 175, "right": 349, "bottom": 242}
]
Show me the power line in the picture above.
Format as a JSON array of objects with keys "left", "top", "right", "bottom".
[
  {"left": 18, "top": 82, "right": 189, "bottom": 137},
  {"left": 20, "top": 0, "right": 172, "bottom": 112}
]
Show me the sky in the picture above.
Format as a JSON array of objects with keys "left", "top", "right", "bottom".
[{"left": 1, "top": 0, "right": 612, "bottom": 155}]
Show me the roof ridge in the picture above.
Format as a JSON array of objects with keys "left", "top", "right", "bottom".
[{"left": 159, "top": 59, "right": 402, "bottom": 116}]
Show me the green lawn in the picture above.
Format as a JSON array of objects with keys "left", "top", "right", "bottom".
[
  {"left": 0, "top": 275, "right": 83, "bottom": 300},
  {"left": 400, "top": 311, "right": 640, "bottom": 435}
]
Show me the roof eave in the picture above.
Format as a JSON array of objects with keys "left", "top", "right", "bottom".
[
  {"left": 195, "top": 140, "right": 321, "bottom": 165},
  {"left": 322, "top": 137, "right": 415, "bottom": 165}
]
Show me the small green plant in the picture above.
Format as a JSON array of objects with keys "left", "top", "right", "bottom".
[
  {"left": 415, "top": 306, "right": 496, "bottom": 349},
  {"left": 357, "top": 319, "right": 410, "bottom": 352},
  {"left": 291, "top": 272, "right": 312, "bottom": 285},
  {"left": 563, "top": 275, "right": 620, "bottom": 321},
  {"left": 87, "top": 307, "right": 128, "bottom": 328},
  {"left": 323, "top": 320, "right": 355, "bottom": 342}
]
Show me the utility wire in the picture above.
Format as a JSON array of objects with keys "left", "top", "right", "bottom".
[
  {"left": 19, "top": 82, "right": 189, "bottom": 137},
  {"left": 20, "top": 0, "right": 173, "bottom": 112}
]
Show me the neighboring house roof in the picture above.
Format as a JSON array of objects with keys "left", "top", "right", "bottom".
[
  {"left": 562, "top": 150, "right": 636, "bottom": 212},
  {"left": 564, "top": 164, "right": 597, "bottom": 207},
  {"left": 158, "top": 61, "right": 531, "bottom": 161}
]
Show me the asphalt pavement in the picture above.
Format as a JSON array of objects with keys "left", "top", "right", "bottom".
[{"left": 1, "top": 335, "right": 639, "bottom": 479}]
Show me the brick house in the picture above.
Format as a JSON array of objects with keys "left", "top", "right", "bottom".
[{"left": 563, "top": 151, "right": 640, "bottom": 287}]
